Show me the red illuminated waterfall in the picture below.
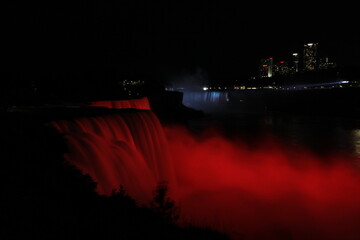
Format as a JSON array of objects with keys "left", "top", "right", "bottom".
[
  {"left": 51, "top": 100, "right": 360, "bottom": 240},
  {"left": 51, "top": 110, "right": 176, "bottom": 203},
  {"left": 88, "top": 97, "right": 151, "bottom": 110}
]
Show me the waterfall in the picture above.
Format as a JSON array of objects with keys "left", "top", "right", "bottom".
[
  {"left": 88, "top": 97, "right": 151, "bottom": 110},
  {"left": 51, "top": 105, "right": 176, "bottom": 204},
  {"left": 49, "top": 98, "right": 360, "bottom": 239}
]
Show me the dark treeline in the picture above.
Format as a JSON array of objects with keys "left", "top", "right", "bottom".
[{"left": 0, "top": 110, "right": 229, "bottom": 240}]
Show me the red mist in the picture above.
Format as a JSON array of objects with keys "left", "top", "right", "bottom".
[{"left": 51, "top": 103, "right": 360, "bottom": 240}]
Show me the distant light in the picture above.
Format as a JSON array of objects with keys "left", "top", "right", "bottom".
[
  {"left": 263, "top": 65, "right": 268, "bottom": 67},
  {"left": 203, "top": 87, "right": 208, "bottom": 91},
  {"left": 280, "top": 61, "right": 285, "bottom": 64},
  {"left": 341, "top": 80, "right": 349, "bottom": 84},
  {"left": 269, "top": 58, "right": 273, "bottom": 60},
  {"left": 292, "top": 53, "right": 298, "bottom": 56},
  {"left": 307, "top": 43, "right": 313, "bottom": 46}
]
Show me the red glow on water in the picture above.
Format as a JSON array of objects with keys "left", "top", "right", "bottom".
[{"left": 165, "top": 126, "right": 360, "bottom": 240}]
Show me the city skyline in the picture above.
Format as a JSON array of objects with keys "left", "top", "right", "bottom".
[
  {"left": 1, "top": 1, "right": 359, "bottom": 91},
  {"left": 258, "top": 42, "right": 337, "bottom": 79}
]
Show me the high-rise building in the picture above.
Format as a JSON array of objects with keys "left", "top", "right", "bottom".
[
  {"left": 274, "top": 60, "right": 291, "bottom": 76},
  {"left": 292, "top": 53, "right": 299, "bottom": 72},
  {"left": 303, "top": 43, "right": 318, "bottom": 71},
  {"left": 259, "top": 58, "right": 273, "bottom": 78}
]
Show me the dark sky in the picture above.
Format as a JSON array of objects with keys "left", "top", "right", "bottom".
[{"left": 2, "top": 1, "right": 359, "bottom": 81}]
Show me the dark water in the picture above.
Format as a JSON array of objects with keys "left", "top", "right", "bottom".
[{"left": 182, "top": 90, "right": 360, "bottom": 162}]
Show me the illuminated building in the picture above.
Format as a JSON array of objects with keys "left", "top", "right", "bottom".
[
  {"left": 274, "top": 60, "right": 291, "bottom": 76},
  {"left": 319, "top": 57, "right": 336, "bottom": 70},
  {"left": 259, "top": 58, "right": 273, "bottom": 78},
  {"left": 257, "top": 43, "right": 337, "bottom": 77},
  {"left": 303, "top": 43, "right": 318, "bottom": 71},
  {"left": 292, "top": 53, "right": 299, "bottom": 72}
]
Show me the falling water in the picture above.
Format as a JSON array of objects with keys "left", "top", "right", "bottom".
[
  {"left": 88, "top": 97, "right": 151, "bottom": 110},
  {"left": 51, "top": 109, "right": 176, "bottom": 204},
  {"left": 50, "top": 99, "right": 360, "bottom": 239}
]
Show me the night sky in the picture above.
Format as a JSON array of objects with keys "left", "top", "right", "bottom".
[{"left": 2, "top": 1, "right": 359, "bottom": 82}]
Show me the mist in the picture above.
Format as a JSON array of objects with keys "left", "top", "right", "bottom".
[
  {"left": 165, "top": 67, "right": 209, "bottom": 91},
  {"left": 165, "top": 125, "right": 360, "bottom": 240}
]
